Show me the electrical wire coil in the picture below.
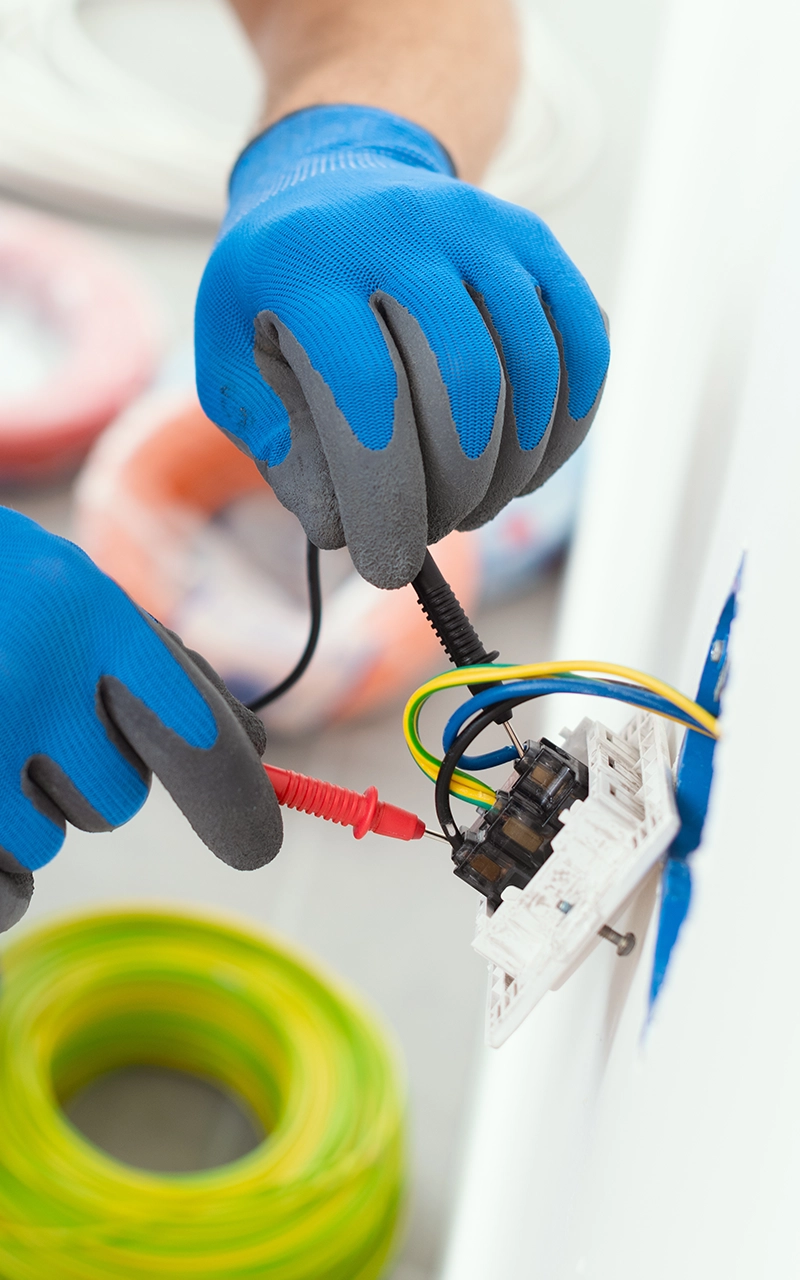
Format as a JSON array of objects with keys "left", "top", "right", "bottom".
[
  {"left": 0, "top": 202, "right": 160, "bottom": 480},
  {"left": 0, "top": 905, "right": 406, "bottom": 1280}
]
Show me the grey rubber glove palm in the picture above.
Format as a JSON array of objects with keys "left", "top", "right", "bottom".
[{"left": 0, "top": 508, "right": 282, "bottom": 932}]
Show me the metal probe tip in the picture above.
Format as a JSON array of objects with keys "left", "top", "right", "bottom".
[
  {"left": 503, "top": 721, "right": 525, "bottom": 756},
  {"left": 424, "top": 829, "right": 452, "bottom": 844}
]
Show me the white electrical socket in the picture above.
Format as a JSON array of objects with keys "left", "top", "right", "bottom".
[{"left": 473, "top": 712, "right": 680, "bottom": 1047}]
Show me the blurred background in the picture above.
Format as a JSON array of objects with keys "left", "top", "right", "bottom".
[{"left": 0, "top": 1, "right": 664, "bottom": 1275}]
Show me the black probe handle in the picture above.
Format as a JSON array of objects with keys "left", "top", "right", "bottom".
[{"left": 411, "top": 551, "right": 508, "bottom": 706}]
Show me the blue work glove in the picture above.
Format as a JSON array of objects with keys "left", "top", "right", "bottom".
[
  {"left": 0, "top": 507, "right": 282, "bottom": 931},
  {"left": 196, "top": 104, "right": 609, "bottom": 589}
]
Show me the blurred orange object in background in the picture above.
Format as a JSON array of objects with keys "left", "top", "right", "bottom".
[
  {"left": 76, "top": 391, "right": 479, "bottom": 733},
  {"left": 0, "top": 204, "right": 160, "bottom": 481}
]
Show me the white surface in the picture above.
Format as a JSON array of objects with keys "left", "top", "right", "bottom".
[
  {"left": 477, "top": 712, "right": 678, "bottom": 1046},
  {"left": 0, "top": 290, "right": 65, "bottom": 400},
  {"left": 440, "top": 0, "right": 800, "bottom": 1275},
  {"left": 545, "top": 174, "right": 800, "bottom": 1280},
  {"left": 0, "top": 0, "right": 600, "bottom": 225},
  {"left": 0, "top": 0, "right": 261, "bottom": 223}
]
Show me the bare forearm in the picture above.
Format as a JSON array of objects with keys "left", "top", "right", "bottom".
[{"left": 229, "top": 0, "right": 519, "bottom": 182}]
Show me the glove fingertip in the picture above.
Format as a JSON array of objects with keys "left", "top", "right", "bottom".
[
  {"left": 181, "top": 643, "right": 267, "bottom": 758},
  {"left": 102, "top": 619, "right": 284, "bottom": 871},
  {"left": 210, "top": 772, "right": 284, "bottom": 873},
  {"left": 348, "top": 525, "right": 427, "bottom": 590},
  {"left": 0, "top": 867, "right": 33, "bottom": 933}
]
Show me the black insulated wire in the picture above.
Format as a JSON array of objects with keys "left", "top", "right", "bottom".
[
  {"left": 412, "top": 549, "right": 513, "bottom": 732},
  {"left": 435, "top": 695, "right": 523, "bottom": 847},
  {"left": 411, "top": 551, "right": 499, "bottom": 693},
  {"left": 247, "top": 540, "right": 322, "bottom": 712}
]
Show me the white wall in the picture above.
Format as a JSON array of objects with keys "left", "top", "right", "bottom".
[{"left": 440, "top": 0, "right": 800, "bottom": 1274}]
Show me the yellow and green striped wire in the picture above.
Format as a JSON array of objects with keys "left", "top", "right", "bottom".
[
  {"left": 403, "top": 660, "right": 720, "bottom": 810},
  {"left": 0, "top": 905, "right": 406, "bottom": 1280}
]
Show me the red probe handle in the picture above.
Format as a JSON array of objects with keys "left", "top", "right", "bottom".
[{"left": 263, "top": 764, "right": 426, "bottom": 842}]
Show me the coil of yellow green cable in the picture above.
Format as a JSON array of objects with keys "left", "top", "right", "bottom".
[{"left": 0, "top": 905, "right": 406, "bottom": 1279}]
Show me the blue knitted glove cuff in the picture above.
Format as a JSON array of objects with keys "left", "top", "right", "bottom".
[{"left": 226, "top": 104, "right": 456, "bottom": 228}]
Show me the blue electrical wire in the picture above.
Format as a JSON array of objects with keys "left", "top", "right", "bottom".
[{"left": 442, "top": 676, "right": 710, "bottom": 772}]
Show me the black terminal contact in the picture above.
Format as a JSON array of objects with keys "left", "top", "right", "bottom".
[{"left": 452, "top": 739, "right": 589, "bottom": 909}]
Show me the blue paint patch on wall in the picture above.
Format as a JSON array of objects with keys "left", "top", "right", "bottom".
[{"left": 649, "top": 577, "right": 740, "bottom": 1007}]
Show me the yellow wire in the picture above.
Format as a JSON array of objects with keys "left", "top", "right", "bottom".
[
  {"left": 403, "top": 660, "right": 719, "bottom": 809},
  {"left": 0, "top": 906, "right": 406, "bottom": 1280}
]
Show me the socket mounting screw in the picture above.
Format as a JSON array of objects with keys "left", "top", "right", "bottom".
[{"left": 598, "top": 925, "right": 636, "bottom": 956}]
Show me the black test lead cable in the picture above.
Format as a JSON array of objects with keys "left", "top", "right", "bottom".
[
  {"left": 246, "top": 543, "right": 489, "bottom": 716},
  {"left": 247, "top": 542, "right": 514, "bottom": 742},
  {"left": 411, "top": 549, "right": 524, "bottom": 754},
  {"left": 247, "top": 539, "right": 322, "bottom": 712}
]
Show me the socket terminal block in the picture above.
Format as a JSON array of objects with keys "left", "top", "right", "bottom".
[
  {"left": 475, "top": 714, "right": 680, "bottom": 1047},
  {"left": 452, "top": 740, "right": 589, "bottom": 909}
]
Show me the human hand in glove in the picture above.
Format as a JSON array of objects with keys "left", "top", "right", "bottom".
[
  {"left": 0, "top": 507, "right": 282, "bottom": 932},
  {"left": 196, "top": 103, "right": 609, "bottom": 589}
]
